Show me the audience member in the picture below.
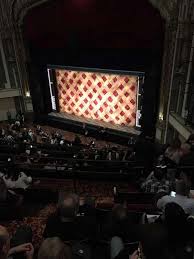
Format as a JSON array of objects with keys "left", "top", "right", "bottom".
[
  {"left": 163, "top": 203, "right": 188, "bottom": 246},
  {"left": 157, "top": 180, "right": 194, "bottom": 215},
  {"left": 0, "top": 225, "right": 34, "bottom": 259},
  {"left": 1, "top": 120, "right": 194, "bottom": 259},
  {"left": 164, "top": 138, "right": 181, "bottom": 164},
  {"left": 43, "top": 193, "right": 97, "bottom": 241},
  {"left": 110, "top": 226, "right": 170, "bottom": 259},
  {"left": 108, "top": 205, "right": 130, "bottom": 239},
  {"left": 0, "top": 169, "right": 32, "bottom": 190},
  {"left": 38, "top": 237, "right": 71, "bottom": 259},
  {"left": 107, "top": 147, "right": 120, "bottom": 161},
  {"left": 110, "top": 237, "right": 140, "bottom": 259},
  {"left": 141, "top": 165, "right": 172, "bottom": 193},
  {"left": 0, "top": 177, "right": 22, "bottom": 209},
  {"left": 79, "top": 194, "right": 96, "bottom": 216}
]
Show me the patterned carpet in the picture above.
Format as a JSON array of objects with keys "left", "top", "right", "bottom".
[
  {"left": 5, "top": 205, "right": 55, "bottom": 249},
  {"left": 4, "top": 180, "right": 136, "bottom": 249},
  {"left": 0, "top": 123, "right": 133, "bottom": 247}
]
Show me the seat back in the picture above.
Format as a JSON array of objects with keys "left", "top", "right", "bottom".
[{"left": 114, "top": 190, "right": 155, "bottom": 204}]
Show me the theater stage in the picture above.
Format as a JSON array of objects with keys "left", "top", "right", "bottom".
[
  {"left": 48, "top": 111, "right": 140, "bottom": 138},
  {"left": 46, "top": 66, "right": 143, "bottom": 143}
]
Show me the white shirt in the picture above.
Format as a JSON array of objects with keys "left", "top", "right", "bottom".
[
  {"left": 157, "top": 194, "right": 194, "bottom": 216},
  {"left": 0, "top": 172, "right": 32, "bottom": 189}
]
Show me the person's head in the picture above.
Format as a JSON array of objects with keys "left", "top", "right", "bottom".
[
  {"left": 58, "top": 193, "right": 79, "bottom": 220},
  {"left": 175, "top": 179, "right": 190, "bottom": 196},
  {"left": 164, "top": 202, "right": 186, "bottom": 226},
  {"left": 38, "top": 237, "right": 71, "bottom": 259},
  {"left": 164, "top": 202, "right": 188, "bottom": 246},
  {"left": 0, "top": 226, "right": 10, "bottom": 259}
]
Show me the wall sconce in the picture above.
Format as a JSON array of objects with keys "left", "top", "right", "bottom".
[{"left": 26, "top": 91, "right": 30, "bottom": 97}]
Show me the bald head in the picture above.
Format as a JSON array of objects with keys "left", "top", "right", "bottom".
[
  {"left": 38, "top": 237, "right": 71, "bottom": 259},
  {"left": 0, "top": 226, "right": 10, "bottom": 258}
]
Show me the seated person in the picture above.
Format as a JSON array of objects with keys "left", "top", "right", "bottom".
[
  {"left": 0, "top": 177, "right": 22, "bottom": 209},
  {"left": 111, "top": 204, "right": 192, "bottom": 259},
  {"left": 43, "top": 193, "right": 97, "bottom": 241},
  {"left": 44, "top": 162, "right": 56, "bottom": 170},
  {"left": 107, "top": 147, "right": 120, "bottom": 161},
  {"left": 157, "top": 180, "right": 194, "bottom": 215},
  {"left": 162, "top": 202, "right": 189, "bottom": 247},
  {"left": 35, "top": 125, "right": 43, "bottom": 135},
  {"left": 110, "top": 237, "right": 140, "bottom": 259},
  {"left": 38, "top": 237, "right": 71, "bottom": 259},
  {"left": 0, "top": 169, "right": 32, "bottom": 190},
  {"left": 110, "top": 226, "right": 169, "bottom": 259},
  {"left": 79, "top": 194, "right": 96, "bottom": 216},
  {"left": 0, "top": 225, "right": 34, "bottom": 259},
  {"left": 141, "top": 165, "right": 173, "bottom": 193},
  {"left": 104, "top": 205, "right": 131, "bottom": 240},
  {"left": 4, "top": 132, "right": 15, "bottom": 145},
  {"left": 164, "top": 138, "right": 181, "bottom": 164}
]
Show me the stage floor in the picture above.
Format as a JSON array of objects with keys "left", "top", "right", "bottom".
[{"left": 49, "top": 112, "right": 140, "bottom": 135}]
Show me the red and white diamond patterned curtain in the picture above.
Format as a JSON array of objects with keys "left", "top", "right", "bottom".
[{"left": 56, "top": 69, "right": 137, "bottom": 127}]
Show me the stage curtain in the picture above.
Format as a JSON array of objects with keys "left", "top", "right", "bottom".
[{"left": 56, "top": 69, "right": 137, "bottom": 127}]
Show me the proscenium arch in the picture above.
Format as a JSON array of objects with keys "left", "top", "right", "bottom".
[
  {"left": 2, "top": 0, "right": 177, "bottom": 117},
  {"left": 11, "top": 0, "right": 52, "bottom": 26},
  {"left": 11, "top": 0, "right": 176, "bottom": 27}
]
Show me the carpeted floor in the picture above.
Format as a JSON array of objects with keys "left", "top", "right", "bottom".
[
  {"left": 0, "top": 122, "right": 131, "bottom": 249},
  {"left": 3, "top": 180, "right": 137, "bottom": 249}
]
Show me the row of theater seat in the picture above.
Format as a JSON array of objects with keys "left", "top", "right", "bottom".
[{"left": 0, "top": 186, "right": 157, "bottom": 221}]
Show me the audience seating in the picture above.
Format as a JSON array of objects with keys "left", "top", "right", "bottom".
[
  {"left": 114, "top": 187, "right": 157, "bottom": 213},
  {"left": 1, "top": 122, "right": 194, "bottom": 259}
]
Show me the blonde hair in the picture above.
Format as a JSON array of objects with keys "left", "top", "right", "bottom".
[{"left": 38, "top": 237, "right": 71, "bottom": 259}]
